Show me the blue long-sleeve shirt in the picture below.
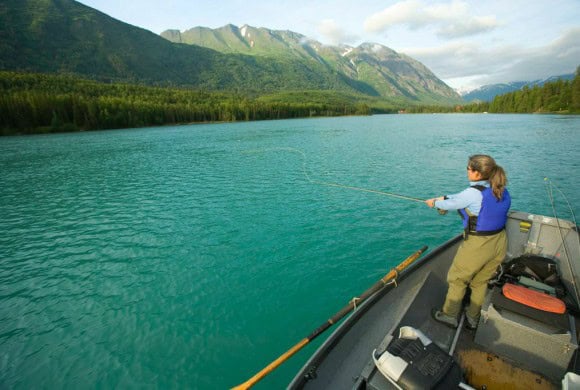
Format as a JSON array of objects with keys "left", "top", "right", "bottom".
[{"left": 434, "top": 180, "right": 489, "bottom": 216}]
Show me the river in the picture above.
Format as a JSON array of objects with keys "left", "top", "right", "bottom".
[{"left": 1, "top": 114, "right": 578, "bottom": 388}]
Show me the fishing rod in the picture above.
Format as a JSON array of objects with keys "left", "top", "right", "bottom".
[
  {"left": 244, "top": 147, "right": 443, "bottom": 210},
  {"left": 308, "top": 180, "right": 449, "bottom": 214},
  {"left": 544, "top": 177, "right": 580, "bottom": 307},
  {"left": 310, "top": 180, "right": 425, "bottom": 203}
]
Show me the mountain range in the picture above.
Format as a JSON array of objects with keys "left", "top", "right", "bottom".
[
  {"left": 0, "top": 0, "right": 462, "bottom": 106},
  {"left": 462, "top": 74, "right": 575, "bottom": 102},
  {"left": 160, "top": 24, "right": 460, "bottom": 103}
]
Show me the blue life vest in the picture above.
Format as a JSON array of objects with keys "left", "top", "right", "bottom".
[{"left": 458, "top": 185, "right": 511, "bottom": 237}]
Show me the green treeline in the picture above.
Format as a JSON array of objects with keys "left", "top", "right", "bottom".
[
  {"left": 0, "top": 71, "right": 372, "bottom": 135},
  {"left": 3, "top": 67, "right": 578, "bottom": 136},
  {"left": 407, "top": 66, "right": 580, "bottom": 114}
]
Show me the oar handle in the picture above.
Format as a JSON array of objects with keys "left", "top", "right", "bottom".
[
  {"left": 231, "top": 339, "right": 309, "bottom": 390},
  {"left": 231, "top": 245, "right": 428, "bottom": 389}
]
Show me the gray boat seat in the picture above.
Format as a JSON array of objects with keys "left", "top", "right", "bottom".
[
  {"left": 489, "top": 285, "right": 569, "bottom": 330},
  {"left": 475, "top": 286, "right": 578, "bottom": 380}
]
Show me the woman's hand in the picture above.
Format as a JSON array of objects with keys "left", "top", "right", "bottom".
[{"left": 425, "top": 197, "right": 443, "bottom": 208}]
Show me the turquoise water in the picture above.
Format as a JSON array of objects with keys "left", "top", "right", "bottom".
[{"left": 1, "top": 114, "right": 579, "bottom": 389}]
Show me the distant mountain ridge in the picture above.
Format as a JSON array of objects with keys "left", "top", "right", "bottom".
[
  {"left": 462, "top": 74, "right": 575, "bottom": 102},
  {"left": 161, "top": 24, "right": 460, "bottom": 102},
  {"left": 0, "top": 0, "right": 461, "bottom": 106}
]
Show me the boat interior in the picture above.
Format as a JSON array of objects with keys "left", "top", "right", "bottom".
[{"left": 292, "top": 211, "right": 580, "bottom": 389}]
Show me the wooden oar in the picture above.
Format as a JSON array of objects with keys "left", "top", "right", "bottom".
[{"left": 232, "top": 245, "right": 428, "bottom": 390}]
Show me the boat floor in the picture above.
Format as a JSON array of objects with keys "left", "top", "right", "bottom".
[{"left": 363, "top": 271, "right": 562, "bottom": 389}]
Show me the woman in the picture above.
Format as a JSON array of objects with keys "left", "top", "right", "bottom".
[{"left": 425, "top": 154, "right": 511, "bottom": 329}]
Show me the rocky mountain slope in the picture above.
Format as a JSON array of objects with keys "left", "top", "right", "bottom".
[
  {"left": 162, "top": 24, "right": 460, "bottom": 102},
  {"left": 0, "top": 0, "right": 460, "bottom": 105}
]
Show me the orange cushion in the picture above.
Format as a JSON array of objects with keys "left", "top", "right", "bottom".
[{"left": 502, "top": 283, "right": 566, "bottom": 314}]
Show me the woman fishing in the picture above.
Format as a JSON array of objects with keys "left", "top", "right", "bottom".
[{"left": 425, "top": 154, "right": 511, "bottom": 330}]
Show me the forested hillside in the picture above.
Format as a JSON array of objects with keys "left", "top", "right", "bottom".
[
  {"left": 0, "top": 72, "right": 374, "bottom": 135},
  {"left": 408, "top": 67, "right": 580, "bottom": 114},
  {"left": 0, "top": 0, "right": 370, "bottom": 94},
  {"left": 485, "top": 75, "right": 579, "bottom": 113},
  {"left": 2, "top": 68, "right": 578, "bottom": 135},
  {"left": 461, "top": 74, "right": 574, "bottom": 103},
  {"left": 0, "top": 0, "right": 460, "bottom": 105}
]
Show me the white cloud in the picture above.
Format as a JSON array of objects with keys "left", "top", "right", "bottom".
[
  {"left": 364, "top": 0, "right": 499, "bottom": 39},
  {"left": 437, "top": 15, "right": 498, "bottom": 39},
  {"left": 317, "top": 19, "right": 358, "bottom": 45},
  {"left": 402, "top": 28, "right": 580, "bottom": 90},
  {"left": 364, "top": 0, "right": 428, "bottom": 31},
  {"left": 503, "top": 28, "right": 580, "bottom": 81}
]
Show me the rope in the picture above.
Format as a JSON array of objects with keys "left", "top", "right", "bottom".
[{"left": 385, "top": 277, "right": 398, "bottom": 288}]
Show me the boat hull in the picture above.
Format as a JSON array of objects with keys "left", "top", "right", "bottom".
[{"left": 290, "top": 211, "right": 580, "bottom": 389}]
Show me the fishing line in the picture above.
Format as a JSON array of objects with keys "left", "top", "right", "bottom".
[
  {"left": 544, "top": 177, "right": 580, "bottom": 250},
  {"left": 544, "top": 177, "right": 578, "bottom": 228},
  {"left": 242, "top": 147, "right": 425, "bottom": 203},
  {"left": 544, "top": 177, "right": 580, "bottom": 305}
]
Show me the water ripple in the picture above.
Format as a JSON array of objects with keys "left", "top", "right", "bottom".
[{"left": 0, "top": 115, "right": 579, "bottom": 388}]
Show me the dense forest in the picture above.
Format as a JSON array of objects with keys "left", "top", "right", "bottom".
[
  {"left": 408, "top": 67, "right": 580, "bottom": 114},
  {"left": 0, "top": 71, "right": 374, "bottom": 135},
  {"left": 1, "top": 67, "right": 579, "bottom": 135}
]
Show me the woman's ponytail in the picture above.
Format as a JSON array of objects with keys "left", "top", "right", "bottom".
[
  {"left": 489, "top": 165, "right": 507, "bottom": 200},
  {"left": 468, "top": 155, "right": 508, "bottom": 200}
]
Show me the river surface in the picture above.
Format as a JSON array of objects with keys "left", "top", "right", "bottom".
[{"left": 1, "top": 114, "right": 579, "bottom": 389}]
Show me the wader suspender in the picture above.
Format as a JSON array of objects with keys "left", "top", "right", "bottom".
[{"left": 457, "top": 208, "right": 477, "bottom": 239}]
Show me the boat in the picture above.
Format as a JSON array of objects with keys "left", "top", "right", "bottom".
[{"left": 287, "top": 210, "right": 580, "bottom": 389}]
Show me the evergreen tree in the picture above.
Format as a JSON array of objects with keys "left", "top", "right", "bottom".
[
  {"left": 456, "top": 69, "right": 579, "bottom": 114},
  {"left": 0, "top": 71, "right": 383, "bottom": 135},
  {"left": 572, "top": 66, "right": 580, "bottom": 113}
]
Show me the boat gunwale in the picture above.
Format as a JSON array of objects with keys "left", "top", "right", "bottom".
[{"left": 289, "top": 233, "right": 463, "bottom": 388}]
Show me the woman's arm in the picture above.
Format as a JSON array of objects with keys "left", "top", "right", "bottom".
[{"left": 426, "top": 187, "right": 482, "bottom": 211}]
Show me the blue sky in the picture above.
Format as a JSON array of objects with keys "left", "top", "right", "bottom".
[{"left": 78, "top": 0, "right": 580, "bottom": 91}]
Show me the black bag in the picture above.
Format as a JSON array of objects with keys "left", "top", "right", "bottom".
[{"left": 500, "top": 255, "right": 565, "bottom": 297}]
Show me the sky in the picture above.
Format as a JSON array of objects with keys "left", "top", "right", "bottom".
[{"left": 78, "top": 0, "right": 580, "bottom": 92}]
